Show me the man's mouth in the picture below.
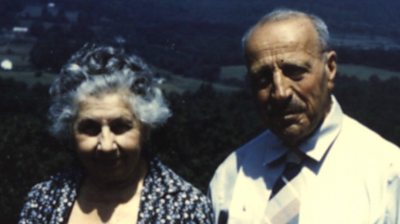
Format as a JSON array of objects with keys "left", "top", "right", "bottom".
[{"left": 267, "top": 107, "right": 303, "bottom": 117}]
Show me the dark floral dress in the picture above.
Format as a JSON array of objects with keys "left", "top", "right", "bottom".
[{"left": 19, "top": 158, "right": 214, "bottom": 223}]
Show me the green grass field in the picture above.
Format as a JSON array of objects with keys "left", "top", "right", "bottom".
[
  {"left": 0, "top": 39, "right": 241, "bottom": 93},
  {"left": 156, "top": 68, "right": 241, "bottom": 93},
  {"left": 220, "top": 64, "right": 400, "bottom": 81},
  {"left": 1, "top": 63, "right": 399, "bottom": 94},
  {"left": 0, "top": 70, "right": 55, "bottom": 86},
  {"left": 338, "top": 64, "right": 400, "bottom": 80},
  {"left": 0, "top": 68, "right": 241, "bottom": 93},
  {"left": 1, "top": 40, "right": 398, "bottom": 93}
]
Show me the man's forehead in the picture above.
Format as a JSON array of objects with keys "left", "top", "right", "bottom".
[
  {"left": 245, "top": 42, "right": 322, "bottom": 62},
  {"left": 245, "top": 18, "right": 322, "bottom": 58}
]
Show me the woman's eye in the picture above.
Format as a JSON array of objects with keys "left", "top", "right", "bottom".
[
  {"left": 110, "top": 119, "right": 133, "bottom": 135},
  {"left": 77, "top": 119, "right": 101, "bottom": 136}
]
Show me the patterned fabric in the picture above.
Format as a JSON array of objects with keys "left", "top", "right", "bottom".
[{"left": 19, "top": 157, "right": 214, "bottom": 224}]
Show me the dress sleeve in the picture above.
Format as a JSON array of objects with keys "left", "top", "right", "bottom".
[
  {"left": 188, "top": 193, "right": 215, "bottom": 224},
  {"left": 18, "top": 182, "right": 49, "bottom": 224},
  {"left": 18, "top": 172, "right": 78, "bottom": 224}
]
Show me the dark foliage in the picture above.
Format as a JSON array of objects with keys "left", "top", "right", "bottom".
[
  {"left": 0, "top": 79, "right": 73, "bottom": 223},
  {"left": 151, "top": 84, "right": 262, "bottom": 190},
  {"left": 1, "top": 73, "right": 400, "bottom": 222},
  {"left": 29, "top": 25, "right": 90, "bottom": 72},
  {"left": 0, "top": 0, "right": 23, "bottom": 28}
]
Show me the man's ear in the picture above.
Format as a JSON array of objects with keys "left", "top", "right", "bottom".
[{"left": 325, "top": 50, "right": 337, "bottom": 91}]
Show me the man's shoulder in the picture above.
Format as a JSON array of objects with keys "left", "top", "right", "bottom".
[
  {"left": 213, "top": 130, "right": 271, "bottom": 178},
  {"left": 336, "top": 114, "right": 400, "bottom": 165},
  {"left": 209, "top": 130, "right": 274, "bottom": 219},
  {"left": 341, "top": 115, "right": 399, "bottom": 150}
]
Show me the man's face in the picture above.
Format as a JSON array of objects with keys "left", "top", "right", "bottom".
[{"left": 245, "top": 17, "right": 337, "bottom": 146}]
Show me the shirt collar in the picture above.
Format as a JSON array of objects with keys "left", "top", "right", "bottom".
[
  {"left": 299, "top": 95, "right": 343, "bottom": 162},
  {"left": 263, "top": 95, "right": 343, "bottom": 165},
  {"left": 262, "top": 131, "right": 287, "bottom": 166}
]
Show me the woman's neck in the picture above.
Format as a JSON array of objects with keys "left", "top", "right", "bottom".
[
  {"left": 68, "top": 159, "right": 148, "bottom": 224},
  {"left": 79, "top": 158, "right": 148, "bottom": 204}
]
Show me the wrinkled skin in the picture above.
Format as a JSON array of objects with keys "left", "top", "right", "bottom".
[
  {"left": 245, "top": 17, "right": 337, "bottom": 146},
  {"left": 73, "top": 93, "right": 146, "bottom": 186}
]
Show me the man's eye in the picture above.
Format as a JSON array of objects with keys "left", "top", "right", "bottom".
[
  {"left": 282, "top": 65, "right": 307, "bottom": 80},
  {"left": 251, "top": 70, "right": 273, "bottom": 88},
  {"left": 77, "top": 120, "right": 101, "bottom": 136},
  {"left": 110, "top": 119, "right": 133, "bottom": 135}
]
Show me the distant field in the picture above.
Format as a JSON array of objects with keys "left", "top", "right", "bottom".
[
  {"left": 2, "top": 61, "right": 398, "bottom": 94},
  {"left": 0, "top": 42, "right": 33, "bottom": 68},
  {"left": 0, "top": 71, "right": 55, "bottom": 86},
  {"left": 156, "top": 68, "right": 241, "bottom": 93},
  {"left": 0, "top": 38, "right": 241, "bottom": 93},
  {"left": 2, "top": 63, "right": 398, "bottom": 94},
  {"left": 220, "top": 65, "right": 247, "bottom": 81},
  {"left": 220, "top": 64, "right": 400, "bottom": 81},
  {"left": 338, "top": 64, "right": 400, "bottom": 80},
  {"left": 0, "top": 68, "right": 241, "bottom": 93}
]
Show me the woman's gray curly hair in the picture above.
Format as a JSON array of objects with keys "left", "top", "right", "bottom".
[{"left": 48, "top": 44, "right": 171, "bottom": 139}]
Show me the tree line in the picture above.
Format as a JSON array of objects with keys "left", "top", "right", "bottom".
[{"left": 1, "top": 72, "right": 400, "bottom": 222}]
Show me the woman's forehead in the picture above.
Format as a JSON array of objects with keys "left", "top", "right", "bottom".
[{"left": 77, "top": 94, "right": 134, "bottom": 119}]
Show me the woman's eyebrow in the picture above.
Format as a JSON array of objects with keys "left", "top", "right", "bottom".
[
  {"left": 111, "top": 117, "right": 133, "bottom": 123},
  {"left": 76, "top": 117, "right": 98, "bottom": 123}
]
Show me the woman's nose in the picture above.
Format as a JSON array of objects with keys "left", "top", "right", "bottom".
[{"left": 98, "top": 126, "right": 116, "bottom": 152}]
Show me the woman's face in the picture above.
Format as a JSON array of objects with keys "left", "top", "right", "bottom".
[{"left": 73, "top": 93, "right": 145, "bottom": 184}]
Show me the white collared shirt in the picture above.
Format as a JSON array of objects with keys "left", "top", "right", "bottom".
[{"left": 209, "top": 96, "right": 400, "bottom": 224}]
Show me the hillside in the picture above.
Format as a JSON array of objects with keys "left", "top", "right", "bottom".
[
  {"left": 0, "top": 68, "right": 241, "bottom": 93},
  {"left": 220, "top": 64, "right": 400, "bottom": 82},
  {"left": 2, "top": 0, "right": 400, "bottom": 85}
]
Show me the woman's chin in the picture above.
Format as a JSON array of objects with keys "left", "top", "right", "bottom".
[{"left": 87, "top": 165, "right": 127, "bottom": 183}]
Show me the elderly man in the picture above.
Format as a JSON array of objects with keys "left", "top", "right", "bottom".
[{"left": 209, "top": 9, "right": 400, "bottom": 224}]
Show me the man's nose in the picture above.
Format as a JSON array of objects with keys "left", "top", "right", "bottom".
[
  {"left": 98, "top": 126, "right": 116, "bottom": 152},
  {"left": 271, "top": 70, "right": 292, "bottom": 101}
]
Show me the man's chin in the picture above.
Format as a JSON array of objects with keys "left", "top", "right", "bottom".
[{"left": 270, "top": 124, "right": 305, "bottom": 146}]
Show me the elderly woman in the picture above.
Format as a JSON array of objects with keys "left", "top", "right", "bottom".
[{"left": 19, "top": 45, "right": 213, "bottom": 223}]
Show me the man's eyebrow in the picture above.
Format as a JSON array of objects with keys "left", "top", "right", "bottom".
[
  {"left": 247, "top": 67, "right": 272, "bottom": 77},
  {"left": 280, "top": 60, "right": 312, "bottom": 69}
]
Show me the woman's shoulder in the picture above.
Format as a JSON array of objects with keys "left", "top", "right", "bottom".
[
  {"left": 147, "top": 158, "right": 206, "bottom": 197},
  {"left": 139, "top": 158, "right": 214, "bottom": 223},
  {"left": 19, "top": 170, "right": 81, "bottom": 223},
  {"left": 27, "top": 170, "right": 80, "bottom": 197}
]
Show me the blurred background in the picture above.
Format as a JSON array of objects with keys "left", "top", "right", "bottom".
[{"left": 1, "top": 0, "right": 400, "bottom": 222}]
